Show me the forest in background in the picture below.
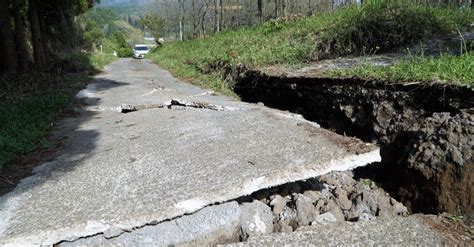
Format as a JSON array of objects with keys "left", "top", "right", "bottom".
[
  {"left": 0, "top": 0, "right": 98, "bottom": 75},
  {"left": 141, "top": 0, "right": 472, "bottom": 41}
]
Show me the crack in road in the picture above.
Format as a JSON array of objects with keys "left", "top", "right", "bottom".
[
  {"left": 78, "top": 99, "right": 237, "bottom": 113},
  {"left": 120, "top": 99, "right": 238, "bottom": 113}
]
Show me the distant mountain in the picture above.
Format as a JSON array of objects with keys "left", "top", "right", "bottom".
[{"left": 100, "top": 0, "right": 153, "bottom": 6}]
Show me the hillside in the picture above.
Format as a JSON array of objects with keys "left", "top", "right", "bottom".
[{"left": 149, "top": 2, "right": 473, "bottom": 92}]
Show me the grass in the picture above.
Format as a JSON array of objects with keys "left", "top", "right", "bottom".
[
  {"left": 331, "top": 51, "right": 474, "bottom": 87},
  {"left": 0, "top": 92, "right": 70, "bottom": 168},
  {"left": 150, "top": 1, "right": 473, "bottom": 93},
  {"left": 58, "top": 52, "right": 117, "bottom": 74},
  {"left": 89, "top": 53, "right": 118, "bottom": 70},
  {"left": 0, "top": 52, "right": 116, "bottom": 171}
]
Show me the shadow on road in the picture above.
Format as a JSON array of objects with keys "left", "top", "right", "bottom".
[{"left": 0, "top": 78, "right": 128, "bottom": 197}]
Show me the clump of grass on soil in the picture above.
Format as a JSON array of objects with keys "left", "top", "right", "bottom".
[
  {"left": 314, "top": 0, "right": 473, "bottom": 58},
  {"left": 149, "top": 0, "right": 473, "bottom": 93},
  {"left": 0, "top": 53, "right": 116, "bottom": 171},
  {"left": 331, "top": 51, "right": 474, "bottom": 87}
]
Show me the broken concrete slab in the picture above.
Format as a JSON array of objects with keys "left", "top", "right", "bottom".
[
  {"left": 62, "top": 201, "right": 241, "bottom": 246},
  {"left": 240, "top": 200, "right": 273, "bottom": 238},
  {"left": 227, "top": 216, "right": 446, "bottom": 246},
  {"left": 0, "top": 59, "right": 380, "bottom": 246}
]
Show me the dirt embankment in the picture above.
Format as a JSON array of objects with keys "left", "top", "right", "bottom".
[{"left": 233, "top": 73, "right": 473, "bottom": 223}]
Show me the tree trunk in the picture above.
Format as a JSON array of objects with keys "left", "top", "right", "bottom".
[
  {"left": 257, "top": 0, "right": 263, "bottom": 23},
  {"left": 220, "top": 0, "right": 225, "bottom": 29},
  {"left": 191, "top": 0, "right": 197, "bottom": 38},
  {"left": 281, "top": 0, "right": 286, "bottom": 16},
  {"left": 274, "top": 0, "right": 278, "bottom": 18},
  {"left": 307, "top": 0, "right": 312, "bottom": 16},
  {"left": 29, "top": 0, "right": 46, "bottom": 72},
  {"left": 0, "top": 0, "right": 18, "bottom": 75},
  {"left": 214, "top": 0, "right": 220, "bottom": 33},
  {"left": 12, "top": 0, "right": 30, "bottom": 74}
]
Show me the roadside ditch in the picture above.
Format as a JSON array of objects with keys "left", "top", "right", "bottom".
[{"left": 232, "top": 69, "right": 473, "bottom": 225}]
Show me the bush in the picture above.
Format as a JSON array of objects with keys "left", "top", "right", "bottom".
[
  {"left": 315, "top": 1, "right": 462, "bottom": 58},
  {"left": 117, "top": 47, "right": 133, "bottom": 58}
]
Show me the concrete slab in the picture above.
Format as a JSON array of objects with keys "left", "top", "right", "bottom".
[
  {"left": 226, "top": 216, "right": 446, "bottom": 246},
  {"left": 0, "top": 59, "right": 380, "bottom": 246},
  {"left": 63, "top": 201, "right": 241, "bottom": 246}
]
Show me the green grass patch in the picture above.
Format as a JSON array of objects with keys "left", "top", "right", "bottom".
[
  {"left": 150, "top": 1, "right": 473, "bottom": 93},
  {"left": 89, "top": 53, "right": 118, "bottom": 70},
  {"left": 0, "top": 52, "right": 116, "bottom": 171},
  {"left": 331, "top": 51, "right": 474, "bottom": 87},
  {"left": 0, "top": 92, "right": 70, "bottom": 169},
  {"left": 57, "top": 52, "right": 117, "bottom": 74}
]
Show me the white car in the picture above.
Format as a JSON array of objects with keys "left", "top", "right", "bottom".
[{"left": 133, "top": 44, "right": 149, "bottom": 59}]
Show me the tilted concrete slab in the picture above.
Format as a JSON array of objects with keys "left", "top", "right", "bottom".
[
  {"left": 0, "top": 59, "right": 380, "bottom": 246},
  {"left": 63, "top": 202, "right": 242, "bottom": 246}
]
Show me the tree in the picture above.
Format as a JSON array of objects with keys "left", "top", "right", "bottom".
[
  {"left": 0, "top": 0, "right": 18, "bottom": 74},
  {"left": 29, "top": 0, "right": 46, "bottom": 72},
  {"left": 140, "top": 12, "right": 166, "bottom": 42},
  {"left": 12, "top": 0, "right": 30, "bottom": 73}
]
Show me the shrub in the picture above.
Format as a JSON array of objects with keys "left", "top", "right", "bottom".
[
  {"left": 116, "top": 47, "right": 133, "bottom": 58},
  {"left": 315, "top": 1, "right": 456, "bottom": 58}
]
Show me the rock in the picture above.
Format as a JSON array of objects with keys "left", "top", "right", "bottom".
[
  {"left": 390, "top": 198, "right": 409, "bottom": 216},
  {"left": 270, "top": 195, "right": 288, "bottom": 216},
  {"left": 276, "top": 206, "right": 297, "bottom": 233},
  {"left": 359, "top": 213, "right": 376, "bottom": 222},
  {"left": 312, "top": 212, "right": 338, "bottom": 224},
  {"left": 314, "top": 199, "right": 326, "bottom": 213},
  {"left": 303, "top": 190, "right": 321, "bottom": 203},
  {"left": 325, "top": 200, "right": 345, "bottom": 221},
  {"left": 278, "top": 219, "right": 294, "bottom": 233},
  {"left": 240, "top": 200, "right": 274, "bottom": 238},
  {"left": 334, "top": 187, "right": 352, "bottom": 210},
  {"left": 295, "top": 194, "right": 318, "bottom": 227}
]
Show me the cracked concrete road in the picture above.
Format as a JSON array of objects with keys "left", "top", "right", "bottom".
[{"left": 0, "top": 59, "right": 380, "bottom": 246}]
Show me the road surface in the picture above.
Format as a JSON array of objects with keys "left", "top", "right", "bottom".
[{"left": 0, "top": 59, "right": 381, "bottom": 246}]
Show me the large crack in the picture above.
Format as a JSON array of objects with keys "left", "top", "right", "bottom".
[
  {"left": 233, "top": 72, "right": 474, "bottom": 222},
  {"left": 120, "top": 99, "right": 234, "bottom": 113},
  {"left": 57, "top": 169, "right": 413, "bottom": 246},
  {"left": 78, "top": 99, "right": 236, "bottom": 113},
  {"left": 49, "top": 146, "right": 382, "bottom": 246}
]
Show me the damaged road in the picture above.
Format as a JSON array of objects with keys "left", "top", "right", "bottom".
[{"left": 1, "top": 58, "right": 389, "bottom": 246}]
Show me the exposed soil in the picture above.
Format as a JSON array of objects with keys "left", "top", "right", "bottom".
[{"left": 233, "top": 74, "right": 474, "bottom": 224}]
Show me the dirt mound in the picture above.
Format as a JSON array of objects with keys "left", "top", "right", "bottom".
[
  {"left": 234, "top": 75, "right": 474, "bottom": 222},
  {"left": 401, "top": 111, "right": 473, "bottom": 219}
]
